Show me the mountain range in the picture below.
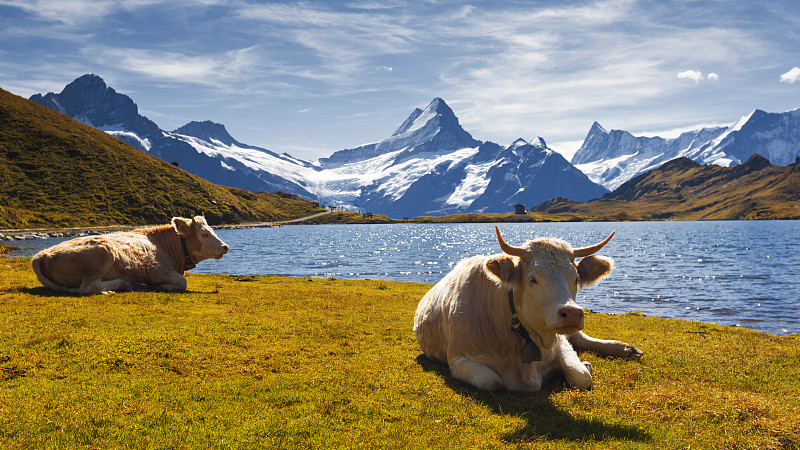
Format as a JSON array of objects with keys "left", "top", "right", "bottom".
[
  {"left": 29, "top": 75, "right": 607, "bottom": 218},
  {"left": 26, "top": 74, "right": 800, "bottom": 219},
  {"left": 573, "top": 109, "right": 800, "bottom": 190}
]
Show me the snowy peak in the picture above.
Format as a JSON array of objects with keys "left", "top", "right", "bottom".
[
  {"left": 392, "top": 97, "right": 455, "bottom": 135},
  {"left": 320, "top": 97, "right": 479, "bottom": 166},
  {"left": 573, "top": 105, "right": 800, "bottom": 191},
  {"left": 515, "top": 137, "right": 547, "bottom": 148},
  {"left": 708, "top": 108, "right": 800, "bottom": 166},
  {"left": 510, "top": 138, "right": 529, "bottom": 149},
  {"left": 389, "top": 97, "right": 474, "bottom": 145},
  {"left": 173, "top": 121, "right": 240, "bottom": 147}
]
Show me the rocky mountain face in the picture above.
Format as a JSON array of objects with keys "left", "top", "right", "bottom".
[
  {"left": 29, "top": 75, "right": 610, "bottom": 218},
  {"left": 572, "top": 109, "right": 800, "bottom": 190}
]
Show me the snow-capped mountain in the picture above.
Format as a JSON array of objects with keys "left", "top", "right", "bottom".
[
  {"left": 29, "top": 75, "right": 314, "bottom": 196},
  {"left": 573, "top": 108, "right": 800, "bottom": 190},
  {"left": 320, "top": 98, "right": 480, "bottom": 167},
  {"left": 30, "top": 75, "right": 609, "bottom": 217}
]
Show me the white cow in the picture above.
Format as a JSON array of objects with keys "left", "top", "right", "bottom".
[
  {"left": 414, "top": 227, "right": 642, "bottom": 391},
  {"left": 32, "top": 215, "right": 228, "bottom": 294}
]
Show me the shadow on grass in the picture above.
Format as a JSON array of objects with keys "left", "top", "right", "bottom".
[
  {"left": 9, "top": 286, "right": 208, "bottom": 297},
  {"left": 416, "top": 354, "right": 651, "bottom": 445}
]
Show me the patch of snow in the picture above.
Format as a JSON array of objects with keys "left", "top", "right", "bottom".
[
  {"left": 103, "top": 129, "right": 152, "bottom": 152},
  {"left": 446, "top": 159, "right": 496, "bottom": 207}
]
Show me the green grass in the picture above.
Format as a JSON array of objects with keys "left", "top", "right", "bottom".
[
  {"left": 1, "top": 255, "right": 798, "bottom": 449},
  {"left": 415, "top": 212, "right": 570, "bottom": 223},
  {"left": 296, "top": 210, "right": 399, "bottom": 224}
]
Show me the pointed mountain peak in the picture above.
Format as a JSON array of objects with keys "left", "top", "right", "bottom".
[
  {"left": 589, "top": 121, "right": 607, "bottom": 134},
  {"left": 173, "top": 120, "right": 239, "bottom": 146},
  {"left": 427, "top": 97, "right": 454, "bottom": 115},
  {"left": 321, "top": 97, "right": 479, "bottom": 167},
  {"left": 392, "top": 97, "right": 459, "bottom": 137}
]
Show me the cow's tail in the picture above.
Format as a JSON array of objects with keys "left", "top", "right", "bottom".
[{"left": 31, "top": 254, "right": 78, "bottom": 294}]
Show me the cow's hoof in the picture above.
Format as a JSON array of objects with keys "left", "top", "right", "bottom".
[{"left": 625, "top": 345, "right": 644, "bottom": 361}]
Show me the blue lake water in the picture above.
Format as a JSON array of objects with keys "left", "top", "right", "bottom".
[{"left": 9, "top": 221, "right": 799, "bottom": 336}]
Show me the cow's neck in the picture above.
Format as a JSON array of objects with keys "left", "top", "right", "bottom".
[
  {"left": 180, "top": 235, "right": 196, "bottom": 272},
  {"left": 508, "top": 289, "right": 542, "bottom": 363}
]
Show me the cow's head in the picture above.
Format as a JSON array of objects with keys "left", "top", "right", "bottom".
[
  {"left": 485, "top": 227, "right": 614, "bottom": 349},
  {"left": 172, "top": 215, "right": 229, "bottom": 263}
]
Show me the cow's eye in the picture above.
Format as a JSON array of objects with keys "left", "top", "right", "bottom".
[
  {"left": 202, "top": 233, "right": 210, "bottom": 238},
  {"left": 530, "top": 277, "right": 538, "bottom": 285}
]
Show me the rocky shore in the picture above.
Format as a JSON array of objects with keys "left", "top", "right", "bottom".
[{"left": 0, "top": 230, "right": 107, "bottom": 241}]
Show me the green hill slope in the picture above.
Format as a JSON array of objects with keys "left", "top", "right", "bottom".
[
  {"left": 532, "top": 155, "right": 800, "bottom": 221},
  {"left": 0, "top": 88, "right": 323, "bottom": 228}
]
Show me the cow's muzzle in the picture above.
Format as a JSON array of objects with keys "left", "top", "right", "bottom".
[
  {"left": 554, "top": 305, "right": 584, "bottom": 334},
  {"left": 215, "top": 244, "right": 229, "bottom": 259}
]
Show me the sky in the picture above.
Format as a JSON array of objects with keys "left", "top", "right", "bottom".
[{"left": 1, "top": 0, "right": 799, "bottom": 161}]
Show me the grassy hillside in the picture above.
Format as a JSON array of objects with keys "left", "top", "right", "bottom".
[
  {"left": 0, "top": 88, "right": 324, "bottom": 229},
  {"left": 1, "top": 255, "right": 798, "bottom": 448},
  {"left": 532, "top": 155, "right": 800, "bottom": 221}
]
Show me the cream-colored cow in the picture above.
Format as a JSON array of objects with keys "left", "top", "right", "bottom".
[
  {"left": 32, "top": 215, "right": 228, "bottom": 294},
  {"left": 414, "top": 227, "right": 641, "bottom": 391}
]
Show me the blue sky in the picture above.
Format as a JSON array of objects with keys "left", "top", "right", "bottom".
[{"left": 1, "top": 0, "right": 799, "bottom": 161}]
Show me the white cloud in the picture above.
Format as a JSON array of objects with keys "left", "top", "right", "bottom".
[
  {"left": 90, "top": 46, "right": 262, "bottom": 88},
  {"left": 377, "top": 66, "right": 393, "bottom": 72},
  {"left": 677, "top": 70, "right": 704, "bottom": 82},
  {"left": 779, "top": 67, "right": 800, "bottom": 83},
  {"left": 0, "top": 0, "right": 223, "bottom": 27},
  {"left": 707, "top": 73, "right": 719, "bottom": 82}
]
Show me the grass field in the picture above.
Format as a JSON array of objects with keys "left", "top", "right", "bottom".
[{"left": 1, "top": 255, "right": 798, "bottom": 449}]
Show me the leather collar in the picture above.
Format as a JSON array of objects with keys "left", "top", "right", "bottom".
[
  {"left": 508, "top": 288, "right": 542, "bottom": 363},
  {"left": 180, "top": 235, "right": 196, "bottom": 272}
]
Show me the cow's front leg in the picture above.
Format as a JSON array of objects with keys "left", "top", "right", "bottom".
[
  {"left": 154, "top": 271, "right": 188, "bottom": 292},
  {"left": 449, "top": 355, "right": 504, "bottom": 391},
  {"left": 556, "top": 337, "right": 593, "bottom": 389},
  {"left": 568, "top": 331, "right": 643, "bottom": 361}
]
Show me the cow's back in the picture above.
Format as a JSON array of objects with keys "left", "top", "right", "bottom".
[{"left": 414, "top": 255, "right": 504, "bottom": 363}]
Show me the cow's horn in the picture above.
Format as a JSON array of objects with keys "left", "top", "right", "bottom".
[
  {"left": 573, "top": 231, "right": 615, "bottom": 258},
  {"left": 495, "top": 226, "right": 526, "bottom": 257}
]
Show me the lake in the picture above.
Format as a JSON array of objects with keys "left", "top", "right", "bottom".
[{"left": 9, "top": 221, "right": 799, "bottom": 336}]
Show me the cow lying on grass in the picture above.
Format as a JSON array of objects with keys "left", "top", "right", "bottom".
[
  {"left": 414, "top": 226, "right": 642, "bottom": 391},
  {"left": 32, "top": 215, "right": 228, "bottom": 295}
]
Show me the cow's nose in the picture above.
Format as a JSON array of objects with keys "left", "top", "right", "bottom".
[
  {"left": 221, "top": 245, "right": 229, "bottom": 254},
  {"left": 557, "top": 305, "right": 584, "bottom": 321}
]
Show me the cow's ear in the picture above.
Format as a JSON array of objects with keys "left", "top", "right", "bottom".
[
  {"left": 485, "top": 255, "right": 518, "bottom": 284},
  {"left": 577, "top": 255, "right": 614, "bottom": 288},
  {"left": 172, "top": 217, "right": 193, "bottom": 235}
]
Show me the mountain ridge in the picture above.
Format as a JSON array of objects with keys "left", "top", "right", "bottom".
[
  {"left": 28, "top": 75, "right": 608, "bottom": 218},
  {"left": 573, "top": 108, "right": 800, "bottom": 190},
  {"left": 0, "top": 87, "right": 323, "bottom": 228},
  {"left": 533, "top": 154, "right": 800, "bottom": 220}
]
